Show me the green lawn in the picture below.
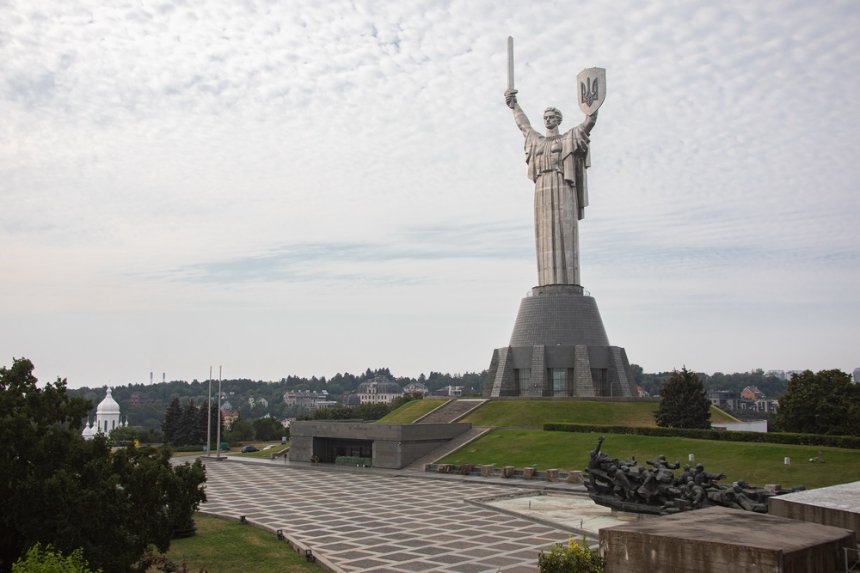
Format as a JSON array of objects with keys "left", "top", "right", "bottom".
[
  {"left": 458, "top": 400, "right": 738, "bottom": 428},
  {"left": 437, "top": 429, "right": 860, "bottom": 489},
  {"left": 232, "top": 442, "right": 289, "bottom": 459},
  {"left": 159, "top": 514, "right": 323, "bottom": 573},
  {"left": 377, "top": 398, "right": 450, "bottom": 424}
]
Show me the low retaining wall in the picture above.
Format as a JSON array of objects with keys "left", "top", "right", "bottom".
[{"left": 424, "top": 462, "right": 584, "bottom": 484}]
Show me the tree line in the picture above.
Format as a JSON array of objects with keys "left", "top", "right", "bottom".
[
  {"left": 160, "top": 398, "right": 223, "bottom": 446},
  {"left": 635, "top": 367, "right": 789, "bottom": 398},
  {"left": 653, "top": 367, "right": 860, "bottom": 437},
  {"left": 0, "top": 358, "right": 206, "bottom": 572},
  {"left": 68, "top": 367, "right": 486, "bottom": 433}
]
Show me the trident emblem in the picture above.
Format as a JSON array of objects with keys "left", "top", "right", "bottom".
[
  {"left": 576, "top": 68, "right": 606, "bottom": 115},
  {"left": 581, "top": 77, "right": 600, "bottom": 107}
]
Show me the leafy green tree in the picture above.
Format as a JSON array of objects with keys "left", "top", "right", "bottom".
[
  {"left": 352, "top": 403, "right": 390, "bottom": 420},
  {"left": 252, "top": 417, "right": 284, "bottom": 441},
  {"left": 773, "top": 369, "right": 859, "bottom": 436},
  {"left": 12, "top": 544, "right": 99, "bottom": 573},
  {"left": 161, "top": 398, "right": 182, "bottom": 444},
  {"left": 0, "top": 358, "right": 206, "bottom": 573},
  {"left": 178, "top": 400, "right": 200, "bottom": 445},
  {"left": 630, "top": 363, "right": 644, "bottom": 387},
  {"left": 108, "top": 426, "right": 140, "bottom": 446},
  {"left": 198, "top": 401, "right": 221, "bottom": 446},
  {"left": 226, "top": 418, "right": 254, "bottom": 442},
  {"left": 655, "top": 368, "right": 711, "bottom": 429}
]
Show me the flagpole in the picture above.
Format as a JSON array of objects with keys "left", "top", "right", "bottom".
[
  {"left": 206, "top": 366, "right": 212, "bottom": 457},
  {"left": 216, "top": 366, "right": 222, "bottom": 460}
]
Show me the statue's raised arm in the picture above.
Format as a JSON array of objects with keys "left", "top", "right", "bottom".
[{"left": 505, "top": 88, "right": 534, "bottom": 137}]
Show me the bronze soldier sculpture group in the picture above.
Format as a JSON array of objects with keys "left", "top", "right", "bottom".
[{"left": 584, "top": 437, "right": 797, "bottom": 515}]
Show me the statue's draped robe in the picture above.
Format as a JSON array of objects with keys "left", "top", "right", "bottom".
[{"left": 523, "top": 125, "right": 591, "bottom": 286}]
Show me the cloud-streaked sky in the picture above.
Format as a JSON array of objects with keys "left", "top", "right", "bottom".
[{"left": 3, "top": 0, "right": 859, "bottom": 387}]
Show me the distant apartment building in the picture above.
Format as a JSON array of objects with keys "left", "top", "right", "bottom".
[
  {"left": 445, "top": 385, "right": 463, "bottom": 397},
  {"left": 219, "top": 406, "right": 240, "bottom": 430},
  {"left": 709, "top": 389, "right": 777, "bottom": 414},
  {"left": 709, "top": 390, "right": 740, "bottom": 411},
  {"left": 283, "top": 390, "right": 334, "bottom": 410},
  {"left": 354, "top": 376, "right": 403, "bottom": 405},
  {"left": 403, "top": 381, "right": 429, "bottom": 397},
  {"left": 741, "top": 385, "right": 765, "bottom": 401}
]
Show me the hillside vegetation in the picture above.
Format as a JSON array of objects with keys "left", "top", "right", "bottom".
[
  {"left": 458, "top": 400, "right": 738, "bottom": 429},
  {"left": 438, "top": 429, "right": 860, "bottom": 489},
  {"left": 377, "top": 398, "right": 449, "bottom": 424}
]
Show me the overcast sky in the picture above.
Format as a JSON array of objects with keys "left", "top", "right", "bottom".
[{"left": 2, "top": 0, "right": 858, "bottom": 387}]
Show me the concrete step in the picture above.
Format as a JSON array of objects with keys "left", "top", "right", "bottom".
[
  {"left": 402, "top": 426, "right": 493, "bottom": 470},
  {"left": 416, "top": 398, "right": 487, "bottom": 424}
]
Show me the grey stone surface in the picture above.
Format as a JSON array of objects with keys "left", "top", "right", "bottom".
[
  {"left": 573, "top": 345, "right": 595, "bottom": 397},
  {"left": 416, "top": 399, "right": 486, "bottom": 424},
  {"left": 484, "top": 343, "right": 633, "bottom": 398},
  {"left": 483, "top": 286, "right": 634, "bottom": 398},
  {"left": 600, "top": 506, "right": 854, "bottom": 573},
  {"left": 489, "top": 346, "right": 515, "bottom": 398},
  {"left": 769, "top": 480, "right": 860, "bottom": 545},
  {"left": 510, "top": 288, "right": 609, "bottom": 348},
  {"left": 289, "top": 421, "right": 471, "bottom": 469},
  {"left": 528, "top": 345, "right": 546, "bottom": 397},
  {"left": 200, "top": 459, "right": 578, "bottom": 572}
]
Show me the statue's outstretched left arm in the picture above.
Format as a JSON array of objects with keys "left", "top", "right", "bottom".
[
  {"left": 581, "top": 109, "right": 598, "bottom": 134},
  {"left": 574, "top": 110, "right": 598, "bottom": 152}
]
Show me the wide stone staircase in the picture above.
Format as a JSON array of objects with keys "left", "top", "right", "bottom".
[
  {"left": 402, "top": 426, "right": 492, "bottom": 471},
  {"left": 416, "top": 398, "right": 487, "bottom": 424}
]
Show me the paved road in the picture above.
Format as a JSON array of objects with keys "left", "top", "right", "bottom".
[{"left": 200, "top": 458, "right": 578, "bottom": 572}]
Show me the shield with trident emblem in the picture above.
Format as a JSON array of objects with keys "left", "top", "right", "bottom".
[{"left": 577, "top": 67, "right": 606, "bottom": 115}]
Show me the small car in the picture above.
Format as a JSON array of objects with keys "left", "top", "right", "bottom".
[{"left": 240, "top": 445, "right": 259, "bottom": 453}]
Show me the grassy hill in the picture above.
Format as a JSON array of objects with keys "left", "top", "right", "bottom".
[
  {"left": 437, "top": 429, "right": 860, "bottom": 489},
  {"left": 376, "top": 398, "right": 449, "bottom": 423},
  {"left": 457, "top": 400, "right": 738, "bottom": 429}
]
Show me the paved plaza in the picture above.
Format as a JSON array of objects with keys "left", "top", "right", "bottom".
[{"left": 200, "top": 458, "right": 591, "bottom": 572}]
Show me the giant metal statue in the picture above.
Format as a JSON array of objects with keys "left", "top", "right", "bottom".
[
  {"left": 504, "top": 37, "right": 605, "bottom": 286},
  {"left": 483, "top": 39, "right": 632, "bottom": 400}
]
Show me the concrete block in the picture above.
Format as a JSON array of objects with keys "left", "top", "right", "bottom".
[
  {"left": 600, "top": 506, "right": 853, "bottom": 573},
  {"left": 769, "top": 481, "right": 860, "bottom": 546}
]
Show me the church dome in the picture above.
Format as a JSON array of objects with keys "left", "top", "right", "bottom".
[
  {"left": 96, "top": 388, "right": 121, "bottom": 415},
  {"left": 81, "top": 421, "right": 95, "bottom": 439}
]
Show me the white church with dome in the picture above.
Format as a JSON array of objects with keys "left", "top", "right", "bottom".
[{"left": 82, "top": 388, "right": 127, "bottom": 440}]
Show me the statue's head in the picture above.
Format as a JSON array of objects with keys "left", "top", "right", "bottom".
[{"left": 543, "top": 107, "right": 563, "bottom": 130}]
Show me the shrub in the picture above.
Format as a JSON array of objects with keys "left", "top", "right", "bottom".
[
  {"left": 12, "top": 544, "right": 100, "bottom": 573},
  {"left": 538, "top": 538, "right": 603, "bottom": 573}
]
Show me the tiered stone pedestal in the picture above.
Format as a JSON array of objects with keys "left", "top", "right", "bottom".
[{"left": 484, "top": 285, "right": 634, "bottom": 398}]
